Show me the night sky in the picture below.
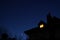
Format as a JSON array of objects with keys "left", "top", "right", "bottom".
[{"left": 0, "top": 0, "right": 60, "bottom": 40}]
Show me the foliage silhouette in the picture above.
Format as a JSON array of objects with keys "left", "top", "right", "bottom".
[
  {"left": 1, "top": 33, "right": 8, "bottom": 40},
  {"left": 0, "top": 26, "right": 22, "bottom": 40}
]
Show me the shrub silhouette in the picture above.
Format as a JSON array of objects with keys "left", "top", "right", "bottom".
[
  {"left": 0, "top": 33, "right": 18, "bottom": 40},
  {"left": 12, "top": 38, "right": 16, "bottom": 40},
  {"left": 1, "top": 33, "right": 8, "bottom": 40},
  {"left": 0, "top": 26, "right": 22, "bottom": 40}
]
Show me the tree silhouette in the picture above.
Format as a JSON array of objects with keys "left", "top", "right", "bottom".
[
  {"left": 0, "top": 25, "right": 9, "bottom": 40},
  {"left": 12, "top": 38, "right": 16, "bottom": 40},
  {"left": 1, "top": 33, "right": 8, "bottom": 40},
  {"left": 0, "top": 25, "right": 22, "bottom": 40}
]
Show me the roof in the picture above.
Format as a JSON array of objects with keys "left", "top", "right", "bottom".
[
  {"left": 24, "top": 21, "right": 47, "bottom": 36},
  {"left": 24, "top": 27, "right": 39, "bottom": 35}
]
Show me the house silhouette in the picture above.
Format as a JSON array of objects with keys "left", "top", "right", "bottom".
[{"left": 24, "top": 12, "right": 60, "bottom": 40}]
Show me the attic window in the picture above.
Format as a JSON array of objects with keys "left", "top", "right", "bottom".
[{"left": 40, "top": 24, "right": 44, "bottom": 28}]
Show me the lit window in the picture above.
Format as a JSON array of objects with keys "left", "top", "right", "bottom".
[{"left": 40, "top": 24, "right": 44, "bottom": 28}]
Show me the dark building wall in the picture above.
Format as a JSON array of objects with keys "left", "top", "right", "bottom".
[{"left": 47, "top": 13, "right": 60, "bottom": 40}]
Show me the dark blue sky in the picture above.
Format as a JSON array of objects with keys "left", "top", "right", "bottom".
[{"left": 0, "top": 0, "right": 60, "bottom": 40}]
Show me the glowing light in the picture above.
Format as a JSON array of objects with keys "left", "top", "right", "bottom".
[{"left": 40, "top": 24, "right": 44, "bottom": 28}]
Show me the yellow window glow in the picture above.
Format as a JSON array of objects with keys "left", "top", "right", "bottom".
[{"left": 40, "top": 24, "right": 44, "bottom": 28}]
